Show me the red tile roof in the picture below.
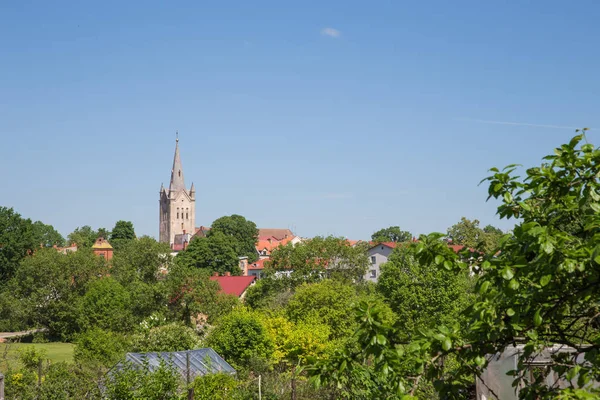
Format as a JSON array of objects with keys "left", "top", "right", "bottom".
[
  {"left": 248, "top": 259, "right": 268, "bottom": 270},
  {"left": 255, "top": 236, "right": 293, "bottom": 254},
  {"left": 210, "top": 275, "right": 257, "bottom": 297},
  {"left": 257, "top": 228, "right": 294, "bottom": 241}
]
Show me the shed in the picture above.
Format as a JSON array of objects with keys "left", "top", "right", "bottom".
[{"left": 113, "top": 348, "right": 235, "bottom": 380}]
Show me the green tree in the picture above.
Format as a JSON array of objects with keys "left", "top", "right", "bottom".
[
  {"left": 377, "top": 244, "right": 474, "bottom": 338},
  {"left": 0, "top": 248, "right": 108, "bottom": 339},
  {"left": 371, "top": 226, "right": 413, "bottom": 243},
  {"left": 32, "top": 220, "right": 65, "bottom": 247},
  {"left": 112, "top": 236, "right": 171, "bottom": 285},
  {"left": 0, "top": 206, "right": 35, "bottom": 280},
  {"left": 67, "top": 225, "right": 97, "bottom": 248},
  {"left": 209, "top": 214, "right": 259, "bottom": 262},
  {"left": 97, "top": 227, "right": 111, "bottom": 240},
  {"left": 177, "top": 232, "right": 241, "bottom": 275},
  {"left": 268, "top": 236, "right": 370, "bottom": 284},
  {"left": 77, "top": 277, "right": 134, "bottom": 332},
  {"left": 74, "top": 328, "right": 130, "bottom": 367},
  {"left": 207, "top": 308, "right": 274, "bottom": 370},
  {"left": 110, "top": 220, "right": 136, "bottom": 251}
]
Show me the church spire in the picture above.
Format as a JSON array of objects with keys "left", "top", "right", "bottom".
[{"left": 169, "top": 132, "right": 186, "bottom": 192}]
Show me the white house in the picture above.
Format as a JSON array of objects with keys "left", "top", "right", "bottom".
[{"left": 364, "top": 242, "right": 397, "bottom": 282}]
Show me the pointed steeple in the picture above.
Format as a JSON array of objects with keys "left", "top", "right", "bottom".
[{"left": 169, "top": 132, "right": 186, "bottom": 193}]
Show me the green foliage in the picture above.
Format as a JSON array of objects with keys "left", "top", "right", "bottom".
[
  {"left": 177, "top": 232, "right": 241, "bottom": 275},
  {"left": 207, "top": 308, "right": 274, "bottom": 370},
  {"left": 74, "top": 328, "right": 130, "bottom": 367},
  {"left": 131, "top": 323, "right": 201, "bottom": 352},
  {"left": 377, "top": 244, "right": 474, "bottom": 338},
  {"left": 244, "top": 275, "right": 293, "bottom": 310},
  {"left": 67, "top": 225, "right": 97, "bottom": 248},
  {"left": 18, "top": 346, "right": 47, "bottom": 370},
  {"left": 110, "top": 220, "right": 136, "bottom": 251},
  {"left": 209, "top": 214, "right": 259, "bottom": 262},
  {"left": 0, "top": 206, "right": 36, "bottom": 280},
  {"left": 371, "top": 226, "right": 413, "bottom": 243},
  {"left": 0, "top": 248, "right": 107, "bottom": 339},
  {"left": 31, "top": 220, "right": 65, "bottom": 247},
  {"left": 103, "top": 360, "right": 182, "bottom": 400},
  {"left": 268, "top": 236, "right": 369, "bottom": 284},
  {"left": 77, "top": 277, "right": 134, "bottom": 332},
  {"left": 112, "top": 235, "right": 171, "bottom": 285},
  {"left": 166, "top": 263, "right": 239, "bottom": 325},
  {"left": 285, "top": 280, "right": 394, "bottom": 341},
  {"left": 446, "top": 217, "right": 503, "bottom": 254},
  {"left": 192, "top": 373, "right": 239, "bottom": 400}
]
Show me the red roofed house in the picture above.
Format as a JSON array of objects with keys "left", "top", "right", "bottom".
[
  {"left": 92, "top": 237, "right": 114, "bottom": 261},
  {"left": 365, "top": 242, "right": 398, "bottom": 282},
  {"left": 210, "top": 273, "right": 257, "bottom": 299}
]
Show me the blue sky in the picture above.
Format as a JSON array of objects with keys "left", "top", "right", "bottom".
[{"left": 1, "top": 1, "right": 599, "bottom": 240}]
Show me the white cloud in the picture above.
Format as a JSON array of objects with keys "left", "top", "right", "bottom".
[{"left": 320, "top": 27, "right": 341, "bottom": 38}]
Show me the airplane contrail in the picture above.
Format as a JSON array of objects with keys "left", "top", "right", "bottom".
[{"left": 456, "top": 118, "right": 585, "bottom": 130}]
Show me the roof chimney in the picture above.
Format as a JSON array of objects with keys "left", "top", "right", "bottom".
[
  {"left": 213, "top": 272, "right": 219, "bottom": 277},
  {"left": 225, "top": 272, "right": 231, "bottom": 276}
]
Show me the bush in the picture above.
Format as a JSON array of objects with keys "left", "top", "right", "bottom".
[
  {"left": 74, "top": 328, "right": 130, "bottom": 367},
  {"left": 206, "top": 309, "right": 273, "bottom": 371},
  {"left": 104, "top": 360, "right": 182, "bottom": 400},
  {"left": 192, "top": 373, "right": 239, "bottom": 400},
  {"left": 131, "top": 323, "right": 201, "bottom": 352}
]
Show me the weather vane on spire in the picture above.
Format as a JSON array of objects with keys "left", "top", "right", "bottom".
[{"left": 176, "top": 131, "right": 179, "bottom": 142}]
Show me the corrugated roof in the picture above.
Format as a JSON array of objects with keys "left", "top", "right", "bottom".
[{"left": 116, "top": 348, "right": 235, "bottom": 379}]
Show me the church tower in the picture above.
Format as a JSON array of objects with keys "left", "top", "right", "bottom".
[{"left": 159, "top": 134, "right": 196, "bottom": 246}]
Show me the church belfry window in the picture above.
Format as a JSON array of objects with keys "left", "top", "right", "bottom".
[{"left": 178, "top": 170, "right": 181, "bottom": 177}]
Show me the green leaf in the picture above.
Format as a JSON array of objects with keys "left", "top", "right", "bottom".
[
  {"left": 569, "top": 134, "right": 584, "bottom": 148},
  {"left": 506, "top": 308, "right": 515, "bottom": 317},
  {"left": 434, "top": 255, "right": 444, "bottom": 265},
  {"left": 540, "top": 274, "right": 552, "bottom": 287},
  {"left": 534, "top": 309, "right": 543, "bottom": 327},
  {"left": 540, "top": 240, "right": 554, "bottom": 254},
  {"left": 502, "top": 267, "right": 514, "bottom": 280},
  {"left": 442, "top": 338, "right": 452, "bottom": 351},
  {"left": 508, "top": 279, "right": 519, "bottom": 290},
  {"left": 475, "top": 355, "right": 486, "bottom": 367},
  {"left": 503, "top": 192, "right": 514, "bottom": 203},
  {"left": 479, "top": 281, "right": 491, "bottom": 294}
]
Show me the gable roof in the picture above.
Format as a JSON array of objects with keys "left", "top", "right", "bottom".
[
  {"left": 92, "top": 237, "right": 113, "bottom": 250},
  {"left": 248, "top": 259, "right": 268, "bottom": 270},
  {"left": 210, "top": 275, "right": 257, "bottom": 297},
  {"left": 258, "top": 228, "right": 294, "bottom": 241}
]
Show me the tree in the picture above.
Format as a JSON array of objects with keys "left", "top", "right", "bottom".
[
  {"left": 110, "top": 220, "right": 136, "bottom": 251},
  {"left": 32, "top": 220, "right": 65, "bottom": 247},
  {"left": 209, "top": 214, "right": 259, "bottom": 262},
  {"left": 310, "top": 131, "right": 600, "bottom": 399},
  {"left": 112, "top": 236, "right": 171, "bottom": 285},
  {"left": 177, "top": 232, "right": 241, "bottom": 275},
  {"left": 371, "top": 226, "right": 413, "bottom": 243},
  {"left": 268, "top": 236, "right": 370, "bottom": 284},
  {"left": 74, "top": 328, "right": 130, "bottom": 367},
  {"left": 67, "top": 225, "right": 97, "bottom": 248},
  {"left": 0, "top": 207, "right": 35, "bottom": 280},
  {"left": 207, "top": 308, "right": 274, "bottom": 370},
  {"left": 77, "top": 277, "right": 134, "bottom": 332},
  {"left": 97, "top": 227, "right": 111, "bottom": 240},
  {"left": 377, "top": 244, "right": 474, "bottom": 339},
  {"left": 446, "top": 217, "right": 503, "bottom": 254},
  {"left": 131, "top": 323, "right": 202, "bottom": 352},
  {"left": 0, "top": 248, "right": 108, "bottom": 339}
]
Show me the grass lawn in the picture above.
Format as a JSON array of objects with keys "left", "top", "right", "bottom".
[{"left": 0, "top": 342, "right": 74, "bottom": 370}]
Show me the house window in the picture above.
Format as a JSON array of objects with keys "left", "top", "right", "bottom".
[
  {"left": 371, "top": 256, "right": 376, "bottom": 264},
  {"left": 186, "top": 212, "right": 188, "bottom": 219},
  {"left": 370, "top": 270, "right": 377, "bottom": 278},
  {"left": 177, "top": 212, "right": 179, "bottom": 219}
]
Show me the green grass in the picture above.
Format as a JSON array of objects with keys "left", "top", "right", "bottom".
[{"left": 0, "top": 342, "right": 74, "bottom": 370}]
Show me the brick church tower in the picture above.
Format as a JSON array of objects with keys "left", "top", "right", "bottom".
[{"left": 159, "top": 134, "right": 195, "bottom": 246}]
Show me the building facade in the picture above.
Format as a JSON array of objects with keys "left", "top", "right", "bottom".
[{"left": 159, "top": 136, "right": 196, "bottom": 246}]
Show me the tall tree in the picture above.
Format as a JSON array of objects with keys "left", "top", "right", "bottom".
[
  {"left": 176, "top": 232, "right": 241, "bottom": 276},
  {"left": 0, "top": 207, "right": 35, "bottom": 280},
  {"left": 209, "top": 214, "right": 259, "bottom": 262},
  {"left": 371, "top": 226, "right": 412, "bottom": 243},
  {"left": 110, "top": 220, "right": 136, "bottom": 251},
  {"left": 67, "top": 225, "right": 97, "bottom": 248},
  {"left": 32, "top": 221, "right": 65, "bottom": 247}
]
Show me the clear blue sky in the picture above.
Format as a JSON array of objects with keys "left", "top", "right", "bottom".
[{"left": 1, "top": 1, "right": 599, "bottom": 240}]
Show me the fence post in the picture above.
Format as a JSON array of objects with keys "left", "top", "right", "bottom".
[
  {"left": 0, "top": 373, "right": 4, "bottom": 400},
  {"left": 258, "top": 374, "right": 261, "bottom": 400},
  {"left": 186, "top": 351, "right": 193, "bottom": 400}
]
